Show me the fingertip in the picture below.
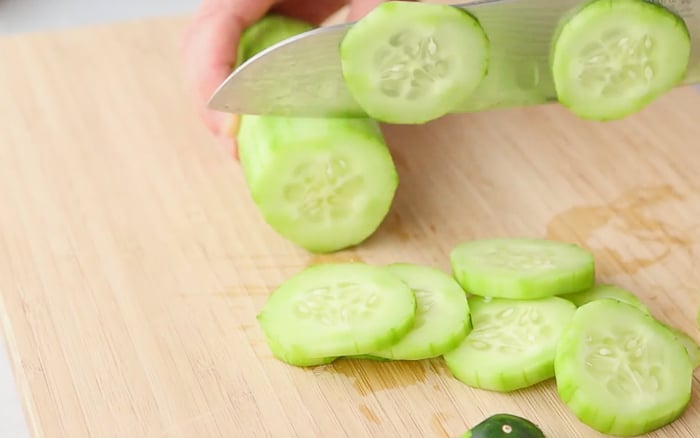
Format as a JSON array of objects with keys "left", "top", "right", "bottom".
[
  {"left": 182, "top": 0, "right": 275, "bottom": 139},
  {"left": 347, "top": 0, "right": 383, "bottom": 20}
]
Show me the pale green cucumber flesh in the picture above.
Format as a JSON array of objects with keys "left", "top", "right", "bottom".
[
  {"left": 340, "top": 1, "right": 489, "bottom": 124},
  {"left": 563, "top": 284, "right": 650, "bottom": 314},
  {"left": 370, "top": 263, "right": 471, "bottom": 360},
  {"left": 238, "top": 115, "right": 398, "bottom": 253},
  {"left": 450, "top": 238, "right": 595, "bottom": 299},
  {"left": 443, "top": 296, "right": 577, "bottom": 392},
  {"left": 257, "top": 263, "right": 416, "bottom": 361},
  {"left": 551, "top": 0, "right": 691, "bottom": 120},
  {"left": 554, "top": 299, "right": 693, "bottom": 436},
  {"left": 664, "top": 325, "right": 700, "bottom": 369},
  {"left": 266, "top": 334, "right": 337, "bottom": 367}
]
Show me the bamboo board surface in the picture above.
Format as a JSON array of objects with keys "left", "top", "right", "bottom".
[{"left": 0, "top": 14, "right": 699, "bottom": 438}]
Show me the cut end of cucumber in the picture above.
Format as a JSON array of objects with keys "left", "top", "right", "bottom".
[
  {"left": 339, "top": 1, "right": 489, "bottom": 124},
  {"left": 449, "top": 238, "right": 595, "bottom": 300},
  {"left": 238, "top": 116, "right": 398, "bottom": 253},
  {"left": 551, "top": 0, "right": 691, "bottom": 120},
  {"left": 554, "top": 299, "right": 693, "bottom": 436},
  {"left": 258, "top": 263, "right": 417, "bottom": 360}
]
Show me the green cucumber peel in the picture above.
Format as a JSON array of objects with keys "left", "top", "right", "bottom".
[{"left": 461, "top": 413, "right": 546, "bottom": 438}]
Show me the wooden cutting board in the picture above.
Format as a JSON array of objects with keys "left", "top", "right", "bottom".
[{"left": 1, "top": 14, "right": 699, "bottom": 438}]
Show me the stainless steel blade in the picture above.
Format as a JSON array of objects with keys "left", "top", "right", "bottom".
[{"left": 208, "top": 0, "right": 700, "bottom": 117}]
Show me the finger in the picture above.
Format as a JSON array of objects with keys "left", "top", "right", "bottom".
[
  {"left": 182, "top": 0, "right": 275, "bottom": 137},
  {"left": 347, "top": 0, "right": 416, "bottom": 20},
  {"left": 272, "top": 0, "right": 349, "bottom": 24},
  {"left": 347, "top": 0, "right": 384, "bottom": 20}
]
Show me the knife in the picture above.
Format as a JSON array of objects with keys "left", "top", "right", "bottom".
[{"left": 207, "top": 0, "right": 700, "bottom": 118}]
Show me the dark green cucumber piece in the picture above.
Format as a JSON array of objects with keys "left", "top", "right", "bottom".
[
  {"left": 443, "top": 295, "right": 577, "bottom": 392},
  {"left": 562, "top": 284, "right": 650, "bottom": 315},
  {"left": 257, "top": 263, "right": 416, "bottom": 364},
  {"left": 369, "top": 263, "right": 471, "bottom": 360},
  {"left": 340, "top": 1, "right": 489, "bottom": 124},
  {"left": 450, "top": 238, "right": 595, "bottom": 299},
  {"left": 555, "top": 299, "right": 693, "bottom": 436},
  {"left": 461, "top": 413, "right": 546, "bottom": 438},
  {"left": 550, "top": 0, "right": 691, "bottom": 120},
  {"left": 236, "top": 15, "right": 398, "bottom": 253}
]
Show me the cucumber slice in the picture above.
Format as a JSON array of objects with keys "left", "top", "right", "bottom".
[
  {"left": 664, "top": 325, "right": 700, "bottom": 369},
  {"left": 339, "top": 1, "right": 489, "bottom": 124},
  {"left": 550, "top": 0, "right": 691, "bottom": 120},
  {"left": 554, "top": 299, "right": 693, "bottom": 436},
  {"left": 562, "top": 284, "right": 650, "bottom": 315},
  {"left": 235, "top": 15, "right": 399, "bottom": 254},
  {"left": 449, "top": 238, "right": 595, "bottom": 299},
  {"left": 370, "top": 263, "right": 471, "bottom": 360},
  {"left": 238, "top": 116, "right": 398, "bottom": 253},
  {"left": 257, "top": 263, "right": 417, "bottom": 363},
  {"left": 443, "top": 296, "right": 577, "bottom": 392},
  {"left": 461, "top": 413, "right": 546, "bottom": 438},
  {"left": 266, "top": 335, "right": 336, "bottom": 367}
]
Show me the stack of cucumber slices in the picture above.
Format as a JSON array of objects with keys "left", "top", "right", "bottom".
[
  {"left": 227, "top": 2, "right": 698, "bottom": 437},
  {"left": 257, "top": 237, "right": 699, "bottom": 437}
]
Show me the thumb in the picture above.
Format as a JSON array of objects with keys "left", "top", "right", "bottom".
[{"left": 182, "top": 0, "right": 276, "bottom": 137}]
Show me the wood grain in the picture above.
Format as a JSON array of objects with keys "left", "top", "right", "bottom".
[{"left": 1, "top": 14, "right": 699, "bottom": 438}]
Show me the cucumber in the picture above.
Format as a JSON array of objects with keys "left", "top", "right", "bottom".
[
  {"left": 461, "top": 413, "right": 546, "bottom": 438},
  {"left": 554, "top": 299, "right": 693, "bottom": 436},
  {"left": 665, "top": 324, "right": 700, "bottom": 369},
  {"left": 562, "top": 284, "right": 650, "bottom": 315},
  {"left": 238, "top": 116, "right": 398, "bottom": 253},
  {"left": 449, "top": 238, "right": 595, "bottom": 300},
  {"left": 370, "top": 263, "right": 471, "bottom": 360},
  {"left": 235, "top": 14, "right": 314, "bottom": 67},
  {"left": 339, "top": 1, "right": 489, "bottom": 124},
  {"left": 550, "top": 0, "right": 691, "bottom": 120},
  {"left": 443, "top": 295, "right": 577, "bottom": 392},
  {"left": 236, "top": 15, "right": 399, "bottom": 253},
  {"left": 257, "top": 263, "right": 416, "bottom": 363}
]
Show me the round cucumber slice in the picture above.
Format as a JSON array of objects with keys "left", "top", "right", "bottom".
[
  {"left": 370, "top": 263, "right": 471, "bottom": 360},
  {"left": 555, "top": 299, "right": 693, "bottom": 436},
  {"left": 238, "top": 116, "right": 398, "bottom": 254},
  {"left": 443, "top": 296, "right": 577, "bottom": 392},
  {"left": 339, "top": 1, "right": 489, "bottom": 124},
  {"left": 449, "top": 238, "right": 595, "bottom": 299},
  {"left": 551, "top": 0, "right": 691, "bottom": 120},
  {"left": 562, "top": 284, "right": 650, "bottom": 315},
  {"left": 461, "top": 413, "right": 546, "bottom": 438},
  {"left": 257, "top": 263, "right": 416, "bottom": 362},
  {"left": 664, "top": 324, "right": 700, "bottom": 369}
]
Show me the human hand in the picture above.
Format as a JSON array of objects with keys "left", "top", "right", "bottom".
[{"left": 182, "top": 0, "right": 388, "bottom": 154}]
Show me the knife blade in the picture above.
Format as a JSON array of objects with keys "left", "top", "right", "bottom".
[{"left": 207, "top": 0, "right": 700, "bottom": 118}]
